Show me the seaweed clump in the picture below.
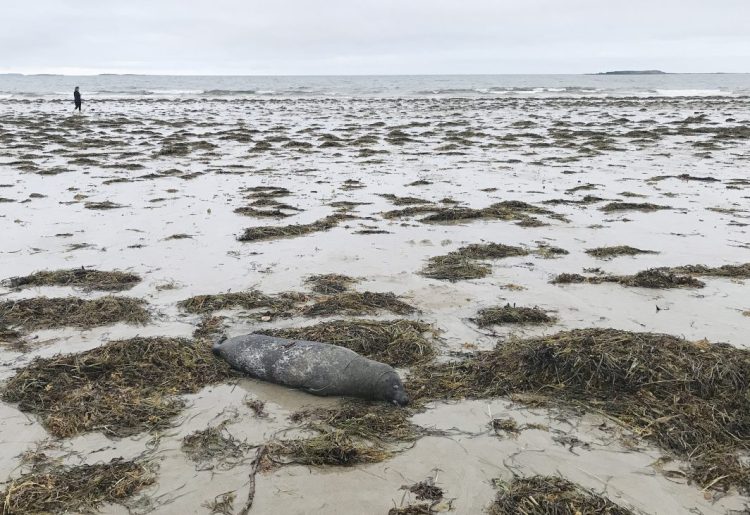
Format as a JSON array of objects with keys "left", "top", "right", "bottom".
[
  {"left": 302, "top": 291, "right": 416, "bottom": 317},
  {"left": 473, "top": 305, "right": 555, "bottom": 327},
  {"left": 488, "top": 476, "right": 634, "bottom": 515},
  {"left": 585, "top": 246, "right": 658, "bottom": 259},
  {"left": 4, "top": 268, "right": 141, "bottom": 291},
  {"left": 551, "top": 269, "right": 704, "bottom": 289},
  {"left": 305, "top": 273, "right": 359, "bottom": 294},
  {"left": 259, "top": 319, "right": 435, "bottom": 366},
  {"left": 182, "top": 423, "right": 253, "bottom": 469},
  {"left": 84, "top": 201, "right": 124, "bottom": 210},
  {"left": 0, "top": 458, "right": 155, "bottom": 515},
  {"left": 600, "top": 202, "right": 671, "bottom": 212},
  {"left": 266, "top": 429, "right": 390, "bottom": 467},
  {"left": 1, "top": 337, "right": 233, "bottom": 437},
  {"left": 291, "top": 400, "right": 422, "bottom": 442},
  {"left": 408, "top": 328, "right": 750, "bottom": 492},
  {"left": 668, "top": 262, "right": 750, "bottom": 279},
  {"left": 237, "top": 213, "right": 351, "bottom": 242},
  {"left": 178, "top": 290, "right": 304, "bottom": 319},
  {"left": 419, "top": 200, "right": 554, "bottom": 227},
  {"left": 0, "top": 296, "right": 150, "bottom": 330},
  {"left": 421, "top": 243, "right": 529, "bottom": 282}
]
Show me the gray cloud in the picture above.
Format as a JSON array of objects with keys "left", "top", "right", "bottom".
[{"left": 1, "top": 0, "right": 748, "bottom": 74}]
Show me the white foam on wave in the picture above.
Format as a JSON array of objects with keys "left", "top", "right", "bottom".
[
  {"left": 148, "top": 89, "right": 204, "bottom": 95},
  {"left": 655, "top": 89, "right": 730, "bottom": 97}
]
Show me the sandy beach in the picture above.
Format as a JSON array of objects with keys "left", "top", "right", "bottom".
[{"left": 1, "top": 92, "right": 749, "bottom": 514}]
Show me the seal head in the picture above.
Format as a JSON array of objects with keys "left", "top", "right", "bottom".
[{"left": 375, "top": 370, "right": 409, "bottom": 406}]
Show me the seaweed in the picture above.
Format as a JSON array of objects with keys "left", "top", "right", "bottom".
[
  {"left": 4, "top": 268, "right": 141, "bottom": 291},
  {"left": 421, "top": 255, "right": 491, "bottom": 281},
  {"left": 388, "top": 504, "right": 432, "bottom": 515},
  {"left": 266, "top": 430, "right": 390, "bottom": 467},
  {"left": 259, "top": 319, "right": 435, "bottom": 366},
  {"left": 182, "top": 422, "right": 253, "bottom": 469},
  {"left": 379, "top": 194, "right": 432, "bottom": 206},
  {"left": 0, "top": 458, "right": 155, "bottom": 515},
  {"left": 302, "top": 291, "right": 416, "bottom": 317},
  {"left": 488, "top": 476, "right": 634, "bottom": 515},
  {"left": 84, "top": 201, "right": 124, "bottom": 210},
  {"left": 1, "top": 337, "right": 233, "bottom": 437},
  {"left": 203, "top": 492, "right": 236, "bottom": 515},
  {"left": 668, "top": 263, "right": 750, "bottom": 279},
  {"left": 585, "top": 246, "right": 658, "bottom": 259},
  {"left": 600, "top": 202, "right": 671, "bottom": 212},
  {"left": 419, "top": 200, "right": 554, "bottom": 226},
  {"left": 233, "top": 207, "right": 293, "bottom": 218},
  {"left": 0, "top": 296, "right": 150, "bottom": 330},
  {"left": 421, "top": 243, "right": 529, "bottom": 281},
  {"left": 408, "top": 328, "right": 750, "bottom": 492},
  {"left": 382, "top": 205, "right": 439, "bottom": 220},
  {"left": 237, "top": 214, "right": 351, "bottom": 242},
  {"left": 551, "top": 269, "right": 704, "bottom": 289},
  {"left": 193, "top": 315, "right": 225, "bottom": 339},
  {"left": 178, "top": 290, "right": 304, "bottom": 319},
  {"left": 290, "top": 400, "right": 422, "bottom": 442},
  {"left": 473, "top": 305, "right": 555, "bottom": 327},
  {"left": 305, "top": 273, "right": 359, "bottom": 294}
]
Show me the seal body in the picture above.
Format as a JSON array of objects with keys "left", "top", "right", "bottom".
[{"left": 213, "top": 334, "right": 409, "bottom": 405}]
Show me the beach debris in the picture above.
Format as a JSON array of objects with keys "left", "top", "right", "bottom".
[
  {"left": 4, "top": 268, "right": 141, "bottom": 291},
  {"left": 488, "top": 476, "right": 634, "bottom": 514},
  {"left": 0, "top": 295, "right": 150, "bottom": 330},
  {"left": 2, "top": 337, "right": 233, "bottom": 437}
]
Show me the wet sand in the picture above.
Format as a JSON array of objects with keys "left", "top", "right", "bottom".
[{"left": 1, "top": 95, "right": 749, "bottom": 514}]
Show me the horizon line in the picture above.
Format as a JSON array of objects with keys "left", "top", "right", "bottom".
[{"left": 1, "top": 71, "right": 745, "bottom": 77}]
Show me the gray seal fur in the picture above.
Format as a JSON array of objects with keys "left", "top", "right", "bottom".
[{"left": 213, "top": 333, "right": 409, "bottom": 405}]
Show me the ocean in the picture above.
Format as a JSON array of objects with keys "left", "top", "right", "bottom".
[{"left": 1, "top": 73, "right": 749, "bottom": 100}]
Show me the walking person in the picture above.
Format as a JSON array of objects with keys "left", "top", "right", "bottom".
[{"left": 73, "top": 87, "right": 82, "bottom": 111}]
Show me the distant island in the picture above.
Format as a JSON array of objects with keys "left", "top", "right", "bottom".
[{"left": 597, "top": 70, "right": 667, "bottom": 75}]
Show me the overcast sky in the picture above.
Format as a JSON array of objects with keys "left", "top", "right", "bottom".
[{"left": 1, "top": 0, "right": 748, "bottom": 75}]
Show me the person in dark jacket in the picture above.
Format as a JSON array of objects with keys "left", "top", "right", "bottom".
[{"left": 74, "top": 87, "right": 82, "bottom": 111}]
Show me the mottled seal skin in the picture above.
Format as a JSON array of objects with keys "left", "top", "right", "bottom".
[{"left": 213, "top": 334, "right": 409, "bottom": 406}]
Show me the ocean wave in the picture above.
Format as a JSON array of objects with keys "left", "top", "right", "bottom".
[{"left": 654, "top": 89, "right": 731, "bottom": 97}]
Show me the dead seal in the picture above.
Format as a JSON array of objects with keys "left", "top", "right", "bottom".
[{"left": 213, "top": 333, "right": 409, "bottom": 406}]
